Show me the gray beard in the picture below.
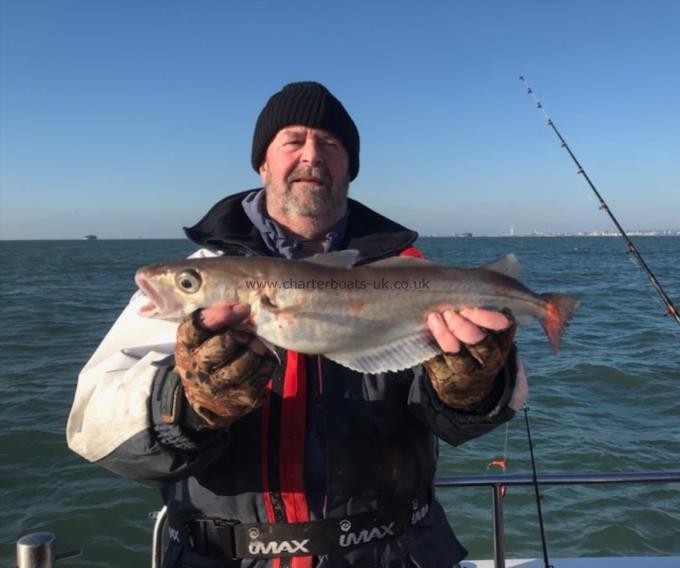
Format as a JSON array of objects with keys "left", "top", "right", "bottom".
[
  {"left": 282, "top": 182, "right": 349, "bottom": 217},
  {"left": 265, "top": 167, "right": 349, "bottom": 219}
]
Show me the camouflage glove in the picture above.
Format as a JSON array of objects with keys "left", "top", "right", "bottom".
[
  {"left": 174, "top": 310, "right": 278, "bottom": 429},
  {"left": 424, "top": 312, "right": 516, "bottom": 409}
]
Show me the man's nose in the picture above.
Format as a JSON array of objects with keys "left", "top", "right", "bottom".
[{"left": 300, "top": 137, "right": 323, "bottom": 165}]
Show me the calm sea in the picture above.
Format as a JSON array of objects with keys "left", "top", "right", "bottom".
[{"left": 1, "top": 237, "right": 679, "bottom": 566}]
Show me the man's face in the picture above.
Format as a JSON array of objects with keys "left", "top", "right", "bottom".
[{"left": 259, "top": 126, "right": 350, "bottom": 219}]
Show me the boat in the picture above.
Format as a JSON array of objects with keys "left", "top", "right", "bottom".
[{"left": 83, "top": 234, "right": 98, "bottom": 240}]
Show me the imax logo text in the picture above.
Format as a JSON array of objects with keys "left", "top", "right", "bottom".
[
  {"left": 338, "top": 523, "right": 395, "bottom": 548},
  {"left": 247, "top": 539, "right": 310, "bottom": 556}
]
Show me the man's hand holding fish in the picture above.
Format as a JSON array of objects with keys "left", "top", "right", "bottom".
[
  {"left": 425, "top": 308, "right": 518, "bottom": 410},
  {"left": 173, "top": 303, "right": 277, "bottom": 429}
]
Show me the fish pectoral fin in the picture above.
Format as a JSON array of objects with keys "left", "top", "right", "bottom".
[
  {"left": 256, "top": 336, "right": 283, "bottom": 365},
  {"left": 324, "top": 331, "right": 441, "bottom": 374},
  {"left": 255, "top": 294, "right": 305, "bottom": 315},
  {"left": 303, "top": 250, "right": 360, "bottom": 268},
  {"left": 482, "top": 254, "right": 521, "bottom": 278}
]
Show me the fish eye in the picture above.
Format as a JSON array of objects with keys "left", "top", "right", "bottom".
[{"left": 175, "top": 269, "right": 202, "bottom": 294}]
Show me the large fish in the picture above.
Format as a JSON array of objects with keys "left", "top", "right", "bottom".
[{"left": 135, "top": 251, "right": 578, "bottom": 374}]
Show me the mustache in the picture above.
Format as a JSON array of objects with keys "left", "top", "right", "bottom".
[{"left": 286, "top": 166, "right": 332, "bottom": 185}]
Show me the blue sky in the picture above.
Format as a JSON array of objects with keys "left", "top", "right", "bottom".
[{"left": 1, "top": 0, "right": 678, "bottom": 239}]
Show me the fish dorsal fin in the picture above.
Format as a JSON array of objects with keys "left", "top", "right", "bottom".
[
  {"left": 366, "top": 256, "right": 439, "bottom": 268},
  {"left": 303, "top": 250, "right": 360, "bottom": 269},
  {"left": 324, "top": 331, "right": 441, "bottom": 374},
  {"left": 482, "top": 254, "right": 520, "bottom": 278}
]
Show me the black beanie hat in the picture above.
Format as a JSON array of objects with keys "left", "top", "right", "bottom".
[{"left": 251, "top": 81, "right": 360, "bottom": 181}]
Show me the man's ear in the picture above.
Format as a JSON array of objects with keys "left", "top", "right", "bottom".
[{"left": 258, "top": 161, "right": 268, "bottom": 184}]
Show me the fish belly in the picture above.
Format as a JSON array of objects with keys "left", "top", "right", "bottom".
[{"left": 252, "top": 287, "right": 426, "bottom": 354}]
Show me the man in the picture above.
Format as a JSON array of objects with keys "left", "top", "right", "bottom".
[{"left": 67, "top": 81, "right": 527, "bottom": 567}]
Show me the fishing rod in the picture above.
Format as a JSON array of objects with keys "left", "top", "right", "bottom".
[
  {"left": 524, "top": 405, "right": 552, "bottom": 568},
  {"left": 519, "top": 76, "right": 680, "bottom": 329},
  {"left": 516, "top": 77, "right": 679, "bottom": 567}
]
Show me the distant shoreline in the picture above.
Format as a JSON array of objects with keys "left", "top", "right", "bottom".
[
  {"left": 2, "top": 233, "right": 680, "bottom": 242},
  {"left": 424, "top": 231, "right": 680, "bottom": 238}
]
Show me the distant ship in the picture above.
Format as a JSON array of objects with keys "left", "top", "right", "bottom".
[
  {"left": 455, "top": 232, "right": 473, "bottom": 238},
  {"left": 84, "top": 234, "right": 98, "bottom": 240}
]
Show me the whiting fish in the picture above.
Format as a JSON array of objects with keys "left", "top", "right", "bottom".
[{"left": 135, "top": 251, "right": 578, "bottom": 374}]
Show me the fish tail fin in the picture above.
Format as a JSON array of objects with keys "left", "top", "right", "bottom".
[{"left": 539, "top": 293, "right": 580, "bottom": 356}]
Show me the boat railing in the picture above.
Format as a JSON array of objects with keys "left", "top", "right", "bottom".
[{"left": 434, "top": 470, "right": 680, "bottom": 568}]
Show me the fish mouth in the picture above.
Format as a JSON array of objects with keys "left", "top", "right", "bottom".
[{"left": 135, "top": 272, "right": 168, "bottom": 317}]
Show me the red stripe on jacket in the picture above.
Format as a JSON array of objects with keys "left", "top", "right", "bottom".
[
  {"left": 279, "top": 351, "right": 312, "bottom": 567},
  {"left": 279, "top": 351, "right": 310, "bottom": 524}
]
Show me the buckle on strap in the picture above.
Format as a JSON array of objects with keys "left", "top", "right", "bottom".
[{"left": 184, "top": 518, "right": 238, "bottom": 558}]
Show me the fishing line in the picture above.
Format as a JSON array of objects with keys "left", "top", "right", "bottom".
[
  {"left": 519, "top": 76, "right": 680, "bottom": 329},
  {"left": 523, "top": 404, "right": 553, "bottom": 568}
]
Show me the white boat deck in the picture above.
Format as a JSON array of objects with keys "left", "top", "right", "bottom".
[{"left": 463, "top": 558, "right": 680, "bottom": 567}]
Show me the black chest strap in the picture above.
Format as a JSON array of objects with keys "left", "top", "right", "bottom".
[{"left": 177, "top": 497, "right": 432, "bottom": 559}]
